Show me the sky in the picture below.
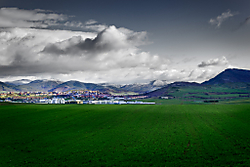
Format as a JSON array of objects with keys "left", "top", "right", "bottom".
[{"left": 0, "top": 0, "right": 250, "bottom": 84}]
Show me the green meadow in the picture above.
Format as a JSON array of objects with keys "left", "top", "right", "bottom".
[{"left": 1, "top": 103, "right": 250, "bottom": 166}]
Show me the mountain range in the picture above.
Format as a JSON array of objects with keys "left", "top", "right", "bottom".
[
  {"left": 1, "top": 68, "right": 250, "bottom": 94},
  {"left": 0, "top": 78, "right": 169, "bottom": 94}
]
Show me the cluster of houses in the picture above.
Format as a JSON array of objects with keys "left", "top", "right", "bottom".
[
  {"left": 38, "top": 98, "right": 155, "bottom": 105},
  {"left": 1, "top": 90, "right": 156, "bottom": 105},
  {"left": 39, "top": 98, "right": 66, "bottom": 104}
]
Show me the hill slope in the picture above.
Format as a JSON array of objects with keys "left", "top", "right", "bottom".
[
  {"left": 203, "top": 68, "right": 250, "bottom": 85},
  {"left": 49, "top": 80, "right": 124, "bottom": 93},
  {"left": 5, "top": 79, "right": 32, "bottom": 86},
  {"left": 144, "top": 82, "right": 201, "bottom": 98},
  {"left": 15, "top": 80, "right": 63, "bottom": 92},
  {"left": 51, "top": 81, "right": 96, "bottom": 92},
  {"left": 0, "top": 82, "right": 15, "bottom": 92}
]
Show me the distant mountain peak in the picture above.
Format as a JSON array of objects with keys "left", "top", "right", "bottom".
[
  {"left": 150, "top": 80, "right": 168, "bottom": 86},
  {"left": 5, "top": 79, "right": 32, "bottom": 86},
  {"left": 202, "top": 68, "right": 250, "bottom": 85}
]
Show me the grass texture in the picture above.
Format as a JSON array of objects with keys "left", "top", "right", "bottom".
[{"left": 1, "top": 103, "right": 250, "bottom": 166}]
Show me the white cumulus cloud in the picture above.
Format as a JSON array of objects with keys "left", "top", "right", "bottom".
[
  {"left": 0, "top": 8, "right": 172, "bottom": 84},
  {"left": 0, "top": 7, "right": 232, "bottom": 84},
  {"left": 85, "top": 19, "right": 98, "bottom": 25},
  {"left": 0, "top": 8, "right": 67, "bottom": 28},
  {"left": 198, "top": 56, "right": 229, "bottom": 68}
]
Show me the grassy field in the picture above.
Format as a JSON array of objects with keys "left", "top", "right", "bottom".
[
  {"left": 154, "top": 84, "right": 250, "bottom": 102},
  {"left": 1, "top": 103, "right": 250, "bottom": 166}
]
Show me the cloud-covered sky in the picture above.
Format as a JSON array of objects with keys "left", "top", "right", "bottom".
[{"left": 0, "top": 0, "right": 250, "bottom": 84}]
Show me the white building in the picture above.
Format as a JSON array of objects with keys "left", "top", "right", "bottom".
[
  {"left": 51, "top": 98, "right": 65, "bottom": 104},
  {"left": 126, "top": 101, "right": 155, "bottom": 105},
  {"left": 39, "top": 99, "right": 52, "bottom": 104},
  {"left": 89, "top": 100, "right": 155, "bottom": 105}
]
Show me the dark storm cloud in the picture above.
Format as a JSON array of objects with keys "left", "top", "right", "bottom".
[
  {"left": 0, "top": 64, "right": 53, "bottom": 76},
  {"left": 42, "top": 33, "right": 113, "bottom": 55},
  {"left": 0, "top": 51, "right": 98, "bottom": 76},
  {"left": 198, "top": 61, "right": 219, "bottom": 68},
  {"left": 0, "top": 52, "right": 70, "bottom": 76},
  {"left": 42, "top": 25, "right": 147, "bottom": 55}
]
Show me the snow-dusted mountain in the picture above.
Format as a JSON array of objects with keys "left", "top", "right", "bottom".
[
  {"left": 150, "top": 80, "right": 169, "bottom": 86},
  {"left": 1, "top": 79, "right": 169, "bottom": 93},
  {"left": 5, "top": 79, "right": 32, "bottom": 86},
  {"left": 2, "top": 68, "right": 250, "bottom": 93},
  {"left": 101, "top": 80, "right": 169, "bottom": 93}
]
